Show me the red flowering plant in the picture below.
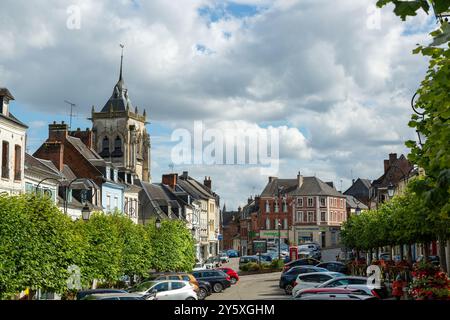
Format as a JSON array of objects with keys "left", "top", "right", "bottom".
[{"left": 409, "top": 261, "right": 450, "bottom": 300}]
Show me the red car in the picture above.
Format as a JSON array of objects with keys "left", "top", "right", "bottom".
[{"left": 218, "top": 267, "right": 239, "bottom": 284}]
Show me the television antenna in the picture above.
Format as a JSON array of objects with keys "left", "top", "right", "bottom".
[{"left": 64, "top": 100, "right": 76, "bottom": 130}]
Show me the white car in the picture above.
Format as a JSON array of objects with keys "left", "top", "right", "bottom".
[
  {"left": 129, "top": 280, "right": 198, "bottom": 300},
  {"left": 292, "top": 272, "right": 344, "bottom": 298},
  {"left": 193, "top": 263, "right": 205, "bottom": 271}
]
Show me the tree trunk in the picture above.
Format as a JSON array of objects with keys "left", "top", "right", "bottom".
[
  {"left": 407, "top": 244, "right": 412, "bottom": 264},
  {"left": 438, "top": 237, "right": 447, "bottom": 273},
  {"left": 375, "top": 247, "right": 379, "bottom": 260},
  {"left": 400, "top": 245, "right": 404, "bottom": 261},
  {"left": 424, "top": 242, "right": 430, "bottom": 260},
  {"left": 446, "top": 240, "right": 450, "bottom": 274}
]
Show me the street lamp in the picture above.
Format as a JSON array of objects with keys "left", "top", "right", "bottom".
[
  {"left": 81, "top": 204, "right": 91, "bottom": 221},
  {"left": 387, "top": 182, "right": 395, "bottom": 198},
  {"left": 155, "top": 217, "right": 162, "bottom": 229},
  {"left": 411, "top": 92, "right": 426, "bottom": 148},
  {"left": 277, "top": 220, "right": 282, "bottom": 261}
]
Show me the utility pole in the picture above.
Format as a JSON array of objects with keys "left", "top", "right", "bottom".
[{"left": 64, "top": 100, "right": 76, "bottom": 130}]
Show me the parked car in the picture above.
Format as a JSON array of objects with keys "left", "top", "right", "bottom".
[
  {"left": 279, "top": 266, "right": 329, "bottom": 294},
  {"left": 295, "top": 292, "right": 377, "bottom": 300},
  {"left": 316, "top": 261, "right": 349, "bottom": 274},
  {"left": 282, "top": 258, "right": 321, "bottom": 273},
  {"left": 227, "top": 249, "right": 239, "bottom": 258},
  {"left": 76, "top": 289, "right": 128, "bottom": 300},
  {"left": 81, "top": 293, "right": 146, "bottom": 300},
  {"left": 129, "top": 280, "right": 198, "bottom": 300},
  {"left": 219, "top": 252, "right": 230, "bottom": 263},
  {"left": 239, "top": 255, "right": 260, "bottom": 269},
  {"left": 218, "top": 267, "right": 239, "bottom": 284},
  {"left": 416, "top": 255, "right": 440, "bottom": 266},
  {"left": 197, "top": 280, "right": 213, "bottom": 300},
  {"left": 340, "top": 284, "right": 388, "bottom": 299},
  {"left": 318, "top": 276, "right": 369, "bottom": 288},
  {"left": 292, "top": 272, "right": 345, "bottom": 297},
  {"left": 191, "top": 270, "right": 232, "bottom": 293},
  {"left": 193, "top": 262, "right": 205, "bottom": 271},
  {"left": 293, "top": 287, "right": 375, "bottom": 300},
  {"left": 205, "top": 256, "right": 222, "bottom": 269},
  {"left": 153, "top": 273, "right": 199, "bottom": 293}
]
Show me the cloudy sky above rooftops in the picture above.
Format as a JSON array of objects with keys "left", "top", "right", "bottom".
[{"left": 0, "top": 0, "right": 434, "bottom": 209}]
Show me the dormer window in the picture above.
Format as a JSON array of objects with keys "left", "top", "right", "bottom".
[{"left": 106, "top": 167, "right": 111, "bottom": 180}]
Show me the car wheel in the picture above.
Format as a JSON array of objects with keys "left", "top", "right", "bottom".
[
  {"left": 186, "top": 297, "right": 196, "bottom": 301},
  {"left": 213, "top": 283, "right": 224, "bottom": 293},
  {"left": 284, "top": 284, "right": 293, "bottom": 295},
  {"left": 230, "top": 277, "right": 237, "bottom": 284},
  {"left": 198, "top": 288, "right": 207, "bottom": 300}
]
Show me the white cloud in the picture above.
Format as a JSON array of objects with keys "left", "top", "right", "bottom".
[{"left": 0, "top": 0, "right": 434, "bottom": 208}]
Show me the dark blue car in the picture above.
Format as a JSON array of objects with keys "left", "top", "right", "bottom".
[{"left": 227, "top": 249, "right": 239, "bottom": 257}]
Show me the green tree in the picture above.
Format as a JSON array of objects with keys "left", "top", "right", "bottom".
[
  {"left": 0, "top": 194, "right": 75, "bottom": 299},
  {"left": 147, "top": 219, "right": 195, "bottom": 272},
  {"left": 111, "top": 213, "right": 152, "bottom": 283},
  {"left": 75, "top": 212, "right": 123, "bottom": 288}
]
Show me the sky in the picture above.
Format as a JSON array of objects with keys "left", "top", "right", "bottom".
[{"left": 0, "top": 0, "right": 435, "bottom": 209}]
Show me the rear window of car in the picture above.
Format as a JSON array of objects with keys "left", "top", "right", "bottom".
[
  {"left": 300, "top": 274, "right": 322, "bottom": 282},
  {"left": 349, "top": 279, "right": 367, "bottom": 285},
  {"left": 181, "top": 275, "right": 190, "bottom": 281},
  {"left": 168, "top": 276, "right": 180, "bottom": 280}
]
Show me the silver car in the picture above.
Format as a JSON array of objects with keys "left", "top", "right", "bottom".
[
  {"left": 292, "top": 272, "right": 345, "bottom": 297},
  {"left": 295, "top": 293, "right": 376, "bottom": 300},
  {"left": 81, "top": 293, "right": 146, "bottom": 300},
  {"left": 129, "top": 280, "right": 198, "bottom": 300}
]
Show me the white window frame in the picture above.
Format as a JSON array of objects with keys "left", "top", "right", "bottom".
[
  {"left": 297, "top": 197, "right": 303, "bottom": 207},
  {"left": 307, "top": 197, "right": 314, "bottom": 207}
]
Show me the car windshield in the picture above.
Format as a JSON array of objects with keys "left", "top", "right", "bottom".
[{"left": 129, "top": 281, "right": 157, "bottom": 292}]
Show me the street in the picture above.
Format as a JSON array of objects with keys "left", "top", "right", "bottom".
[{"left": 207, "top": 248, "right": 342, "bottom": 300}]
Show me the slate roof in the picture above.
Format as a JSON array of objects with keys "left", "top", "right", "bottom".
[
  {"left": 222, "top": 211, "right": 240, "bottom": 226},
  {"left": 261, "top": 176, "right": 344, "bottom": 198},
  {"left": 25, "top": 153, "right": 63, "bottom": 180},
  {"left": 345, "top": 195, "right": 368, "bottom": 210},
  {"left": 66, "top": 136, "right": 104, "bottom": 162},
  {"left": 372, "top": 155, "right": 414, "bottom": 188}
]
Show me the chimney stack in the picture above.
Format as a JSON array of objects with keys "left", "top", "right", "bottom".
[
  {"left": 384, "top": 160, "right": 390, "bottom": 173},
  {"left": 48, "top": 121, "right": 69, "bottom": 142},
  {"left": 269, "top": 176, "right": 278, "bottom": 183},
  {"left": 162, "top": 173, "right": 178, "bottom": 189},
  {"left": 297, "top": 171, "right": 304, "bottom": 188},
  {"left": 204, "top": 176, "right": 212, "bottom": 189},
  {"left": 0, "top": 87, "right": 14, "bottom": 117},
  {"left": 389, "top": 153, "right": 398, "bottom": 165}
]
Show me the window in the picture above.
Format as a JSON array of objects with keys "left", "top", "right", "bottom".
[
  {"left": 1, "top": 141, "right": 9, "bottom": 179},
  {"left": 307, "top": 197, "right": 313, "bottom": 207},
  {"left": 114, "top": 196, "right": 118, "bottom": 210},
  {"left": 171, "top": 282, "right": 185, "bottom": 290},
  {"left": 297, "top": 197, "right": 303, "bottom": 207},
  {"left": 265, "top": 200, "right": 270, "bottom": 213},
  {"left": 283, "top": 200, "right": 287, "bottom": 212},
  {"left": 274, "top": 200, "right": 279, "bottom": 213},
  {"left": 283, "top": 218, "right": 288, "bottom": 230},
  {"left": 14, "top": 145, "right": 21, "bottom": 181},
  {"left": 320, "top": 197, "right": 326, "bottom": 207},
  {"left": 114, "top": 136, "right": 122, "bottom": 152},
  {"left": 307, "top": 211, "right": 314, "bottom": 222},
  {"left": 153, "top": 282, "right": 169, "bottom": 292},
  {"left": 296, "top": 211, "right": 303, "bottom": 222},
  {"left": 266, "top": 217, "right": 270, "bottom": 229},
  {"left": 101, "top": 136, "right": 110, "bottom": 155},
  {"left": 321, "top": 212, "right": 326, "bottom": 222},
  {"left": 106, "top": 195, "right": 111, "bottom": 211}
]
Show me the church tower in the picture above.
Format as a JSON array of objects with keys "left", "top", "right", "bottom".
[{"left": 90, "top": 47, "right": 151, "bottom": 182}]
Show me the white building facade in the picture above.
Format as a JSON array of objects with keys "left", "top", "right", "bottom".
[{"left": 0, "top": 88, "right": 27, "bottom": 195}]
